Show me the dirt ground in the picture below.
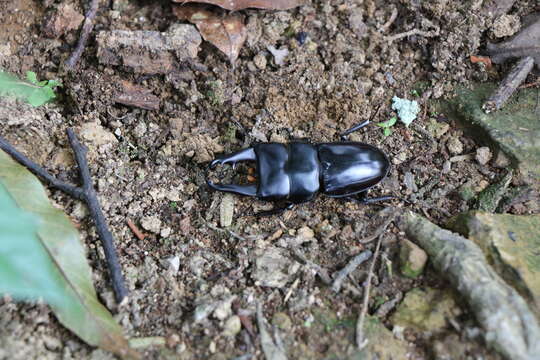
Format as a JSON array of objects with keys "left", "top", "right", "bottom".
[{"left": 0, "top": 0, "right": 538, "bottom": 359}]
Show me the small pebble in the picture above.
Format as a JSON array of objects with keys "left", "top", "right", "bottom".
[
  {"left": 160, "top": 227, "right": 172, "bottom": 238},
  {"left": 442, "top": 160, "right": 452, "bottom": 174},
  {"left": 166, "top": 256, "right": 180, "bottom": 273},
  {"left": 475, "top": 147, "right": 492, "bottom": 165},
  {"left": 141, "top": 216, "right": 162, "bottom": 234},
  {"left": 403, "top": 171, "right": 418, "bottom": 193},
  {"left": 42, "top": 335, "right": 62, "bottom": 351},
  {"left": 222, "top": 315, "right": 242, "bottom": 337},
  {"left": 447, "top": 137, "right": 463, "bottom": 155},
  {"left": 493, "top": 151, "right": 510, "bottom": 168},
  {"left": 253, "top": 52, "right": 267, "bottom": 70},
  {"left": 491, "top": 14, "right": 521, "bottom": 38}
]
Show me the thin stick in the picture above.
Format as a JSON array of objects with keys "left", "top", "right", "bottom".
[
  {"left": 380, "top": 6, "right": 398, "bottom": 33},
  {"left": 356, "top": 233, "right": 383, "bottom": 349},
  {"left": 358, "top": 212, "right": 396, "bottom": 244},
  {"left": 0, "top": 129, "right": 128, "bottom": 303},
  {"left": 127, "top": 219, "right": 146, "bottom": 241},
  {"left": 0, "top": 136, "right": 83, "bottom": 198},
  {"left": 65, "top": 0, "right": 100, "bottom": 69},
  {"left": 483, "top": 56, "right": 534, "bottom": 113},
  {"left": 331, "top": 250, "right": 372, "bottom": 293},
  {"left": 386, "top": 27, "right": 439, "bottom": 42},
  {"left": 290, "top": 248, "right": 332, "bottom": 285}
]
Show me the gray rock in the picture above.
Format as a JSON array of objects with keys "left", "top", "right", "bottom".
[
  {"left": 447, "top": 137, "right": 463, "bottom": 155},
  {"left": 253, "top": 247, "right": 300, "bottom": 288},
  {"left": 222, "top": 315, "right": 242, "bottom": 337},
  {"left": 141, "top": 216, "right": 162, "bottom": 234},
  {"left": 448, "top": 85, "right": 540, "bottom": 190},
  {"left": 399, "top": 239, "right": 428, "bottom": 278},
  {"left": 390, "top": 288, "right": 460, "bottom": 333},
  {"left": 475, "top": 146, "right": 492, "bottom": 165},
  {"left": 79, "top": 122, "right": 118, "bottom": 146}
]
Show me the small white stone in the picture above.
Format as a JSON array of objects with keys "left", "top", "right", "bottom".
[
  {"left": 160, "top": 227, "right": 172, "bottom": 238},
  {"left": 166, "top": 256, "right": 180, "bottom": 273},
  {"left": 475, "top": 147, "right": 492, "bottom": 165}
]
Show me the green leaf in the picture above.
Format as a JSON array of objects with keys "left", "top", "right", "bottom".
[
  {"left": 46, "top": 79, "right": 61, "bottom": 88},
  {"left": 0, "top": 150, "right": 139, "bottom": 360},
  {"left": 0, "top": 71, "right": 57, "bottom": 107},
  {"left": 27, "top": 88, "right": 54, "bottom": 107},
  {"left": 387, "top": 117, "right": 397, "bottom": 127},
  {"left": 383, "top": 128, "right": 392, "bottom": 137},
  {"left": 377, "top": 117, "right": 398, "bottom": 128},
  {"left": 26, "top": 71, "right": 38, "bottom": 84}
]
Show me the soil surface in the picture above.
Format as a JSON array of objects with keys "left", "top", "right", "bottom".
[{"left": 0, "top": 0, "right": 538, "bottom": 359}]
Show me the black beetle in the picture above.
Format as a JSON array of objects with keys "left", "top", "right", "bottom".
[{"left": 206, "top": 118, "right": 395, "bottom": 215}]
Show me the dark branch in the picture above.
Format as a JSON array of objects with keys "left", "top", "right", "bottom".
[
  {"left": 67, "top": 129, "right": 128, "bottom": 302},
  {"left": 0, "top": 129, "right": 128, "bottom": 304},
  {"left": 65, "top": 0, "right": 100, "bottom": 69},
  {"left": 0, "top": 136, "right": 83, "bottom": 199}
]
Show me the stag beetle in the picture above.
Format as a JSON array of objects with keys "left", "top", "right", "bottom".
[{"left": 207, "top": 117, "right": 394, "bottom": 215}]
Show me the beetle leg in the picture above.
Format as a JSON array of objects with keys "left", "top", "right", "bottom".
[
  {"left": 340, "top": 119, "right": 370, "bottom": 140},
  {"left": 253, "top": 203, "right": 295, "bottom": 217},
  {"left": 209, "top": 148, "right": 256, "bottom": 169},
  {"left": 345, "top": 192, "right": 398, "bottom": 204},
  {"left": 207, "top": 181, "right": 257, "bottom": 197},
  {"left": 340, "top": 104, "right": 382, "bottom": 140}
]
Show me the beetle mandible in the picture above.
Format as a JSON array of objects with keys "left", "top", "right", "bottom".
[{"left": 206, "top": 116, "right": 395, "bottom": 215}]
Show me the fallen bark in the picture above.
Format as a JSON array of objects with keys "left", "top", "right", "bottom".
[{"left": 399, "top": 211, "right": 540, "bottom": 360}]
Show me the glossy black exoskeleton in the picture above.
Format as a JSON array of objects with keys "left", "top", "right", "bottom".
[{"left": 207, "top": 119, "right": 394, "bottom": 215}]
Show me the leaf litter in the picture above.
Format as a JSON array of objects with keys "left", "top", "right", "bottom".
[
  {"left": 0, "top": 150, "right": 139, "bottom": 360},
  {"left": 174, "top": 4, "right": 247, "bottom": 63}
]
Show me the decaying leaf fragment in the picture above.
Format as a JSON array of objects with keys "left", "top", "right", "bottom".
[
  {"left": 174, "top": 5, "right": 247, "bottom": 63},
  {"left": 173, "top": 0, "right": 306, "bottom": 11},
  {"left": 487, "top": 13, "right": 540, "bottom": 69}
]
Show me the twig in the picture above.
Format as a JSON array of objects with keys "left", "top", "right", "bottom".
[
  {"left": 374, "top": 292, "right": 403, "bottom": 318},
  {"left": 483, "top": 56, "right": 534, "bottom": 113},
  {"left": 127, "top": 219, "right": 146, "bottom": 241},
  {"left": 0, "top": 129, "right": 128, "bottom": 303},
  {"left": 386, "top": 27, "right": 439, "bottom": 42},
  {"left": 358, "top": 212, "right": 397, "bottom": 244},
  {"left": 331, "top": 250, "right": 372, "bottom": 293},
  {"left": 356, "top": 231, "right": 384, "bottom": 349},
  {"left": 380, "top": 6, "right": 398, "bottom": 33},
  {"left": 290, "top": 248, "right": 332, "bottom": 285},
  {"left": 519, "top": 79, "right": 540, "bottom": 89},
  {"left": 205, "top": 220, "right": 247, "bottom": 242},
  {"left": 65, "top": 0, "right": 100, "bottom": 69}
]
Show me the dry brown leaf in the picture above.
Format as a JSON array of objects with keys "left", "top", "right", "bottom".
[
  {"left": 487, "top": 13, "right": 540, "bottom": 69},
  {"left": 172, "top": 0, "right": 306, "bottom": 11},
  {"left": 174, "top": 5, "right": 247, "bottom": 63}
]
